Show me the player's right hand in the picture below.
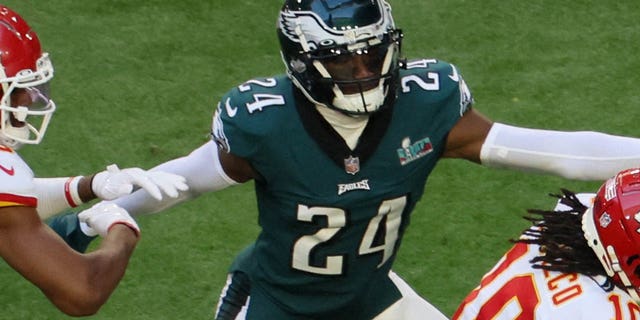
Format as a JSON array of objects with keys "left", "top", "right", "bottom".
[{"left": 78, "top": 203, "right": 140, "bottom": 237}]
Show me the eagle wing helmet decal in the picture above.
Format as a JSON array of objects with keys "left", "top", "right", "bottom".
[
  {"left": 279, "top": 11, "right": 343, "bottom": 51},
  {"left": 278, "top": 10, "right": 382, "bottom": 52}
]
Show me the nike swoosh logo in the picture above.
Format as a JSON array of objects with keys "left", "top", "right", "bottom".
[
  {"left": 224, "top": 98, "right": 238, "bottom": 118},
  {"left": 0, "top": 164, "right": 15, "bottom": 176},
  {"left": 448, "top": 64, "right": 460, "bottom": 82}
]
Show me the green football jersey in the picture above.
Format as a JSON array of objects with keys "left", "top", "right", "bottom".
[{"left": 213, "top": 59, "right": 472, "bottom": 319}]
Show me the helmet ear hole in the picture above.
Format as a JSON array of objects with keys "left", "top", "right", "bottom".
[
  {"left": 289, "top": 59, "right": 307, "bottom": 73},
  {"left": 633, "top": 264, "right": 640, "bottom": 278}
]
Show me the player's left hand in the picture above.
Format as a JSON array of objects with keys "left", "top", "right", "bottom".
[{"left": 91, "top": 164, "right": 189, "bottom": 201}]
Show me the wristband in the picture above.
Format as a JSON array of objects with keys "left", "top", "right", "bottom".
[
  {"left": 33, "top": 176, "right": 86, "bottom": 220},
  {"left": 64, "top": 176, "right": 83, "bottom": 207},
  {"left": 108, "top": 222, "right": 141, "bottom": 238}
]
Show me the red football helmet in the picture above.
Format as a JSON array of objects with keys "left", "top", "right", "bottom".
[
  {"left": 0, "top": 5, "right": 55, "bottom": 148},
  {"left": 583, "top": 168, "right": 640, "bottom": 302}
]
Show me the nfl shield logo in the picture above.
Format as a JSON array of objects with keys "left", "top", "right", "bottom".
[{"left": 344, "top": 156, "right": 360, "bottom": 175}]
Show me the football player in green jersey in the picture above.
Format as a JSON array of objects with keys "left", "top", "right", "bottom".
[{"left": 51, "top": 0, "right": 640, "bottom": 319}]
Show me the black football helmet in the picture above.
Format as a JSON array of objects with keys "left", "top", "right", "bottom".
[{"left": 277, "top": 0, "right": 403, "bottom": 115}]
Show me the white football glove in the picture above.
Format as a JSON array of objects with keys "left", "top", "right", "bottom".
[
  {"left": 78, "top": 202, "right": 140, "bottom": 237},
  {"left": 92, "top": 164, "right": 189, "bottom": 201}
]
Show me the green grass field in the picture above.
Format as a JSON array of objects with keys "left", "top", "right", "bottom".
[{"left": 1, "top": 0, "right": 639, "bottom": 319}]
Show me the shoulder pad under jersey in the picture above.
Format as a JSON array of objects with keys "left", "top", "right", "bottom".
[
  {"left": 398, "top": 58, "right": 473, "bottom": 115},
  {"left": 212, "top": 75, "right": 295, "bottom": 155}
]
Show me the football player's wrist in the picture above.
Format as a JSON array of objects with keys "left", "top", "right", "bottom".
[
  {"left": 108, "top": 221, "right": 140, "bottom": 238},
  {"left": 78, "top": 175, "right": 98, "bottom": 202},
  {"left": 64, "top": 176, "right": 84, "bottom": 207},
  {"left": 33, "top": 177, "right": 87, "bottom": 219}
]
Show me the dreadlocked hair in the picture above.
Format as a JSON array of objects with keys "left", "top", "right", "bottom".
[{"left": 513, "top": 189, "right": 605, "bottom": 276}]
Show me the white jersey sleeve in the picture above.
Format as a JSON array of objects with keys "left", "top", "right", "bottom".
[
  {"left": 0, "top": 146, "right": 36, "bottom": 208},
  {"left": 453, "top": 242, "right": 640, "bottom": 320},
  {"left": 480, "top": 122, "right": 640, "bottom": 181}
]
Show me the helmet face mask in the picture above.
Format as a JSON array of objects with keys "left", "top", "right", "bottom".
[
  {"left": 317, "top": 43, "right": 388, "bottom": 91},
  {"left": 277, "top": 0, "right": 403, "bottom": 115},
  {"left": 582, "top": 168, "right": 640, "bottom": 303},
  {"left": 0, "top": 6, "right": 55, "bottom": 149}
]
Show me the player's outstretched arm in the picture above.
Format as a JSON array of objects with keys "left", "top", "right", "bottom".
[
  {"left": 109, "top": 141, "right": 243, "bottom": 216},
  {"left": 0, "top": 205, "right": 139, "bottom": 316},
  {"left": 33, "top": 165, "right": 189, "bottom": 220},
  {"left": 47, "top": 141, "right": 250, "bottom": 254},
  {"left": 479, "top": 122, "right": 640, "bottom": 180},
  {"left": 443, "top": 108, "right": 640, "bottom": 181}
]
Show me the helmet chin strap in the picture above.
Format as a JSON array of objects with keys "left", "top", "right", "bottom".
[
  {"left": 0, "top": 121, "right": 29, "bottom": 149},
  {"left": 606, "top": 245, "right": 640, "bottom": 303},
  {"left": 311, "top": 60, "right": 387, "bottom": 114},
  {"left": 332, "top": 85, "right": 385, "bottom": 113}
]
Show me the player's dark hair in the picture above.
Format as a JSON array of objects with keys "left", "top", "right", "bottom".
[{"left": 513, "top": 189, "right": 605, "bottom": 276}]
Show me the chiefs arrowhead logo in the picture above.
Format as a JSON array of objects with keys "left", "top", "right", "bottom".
[{"left": 0, "top": 164, "right": 15, "bottom": 176}]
